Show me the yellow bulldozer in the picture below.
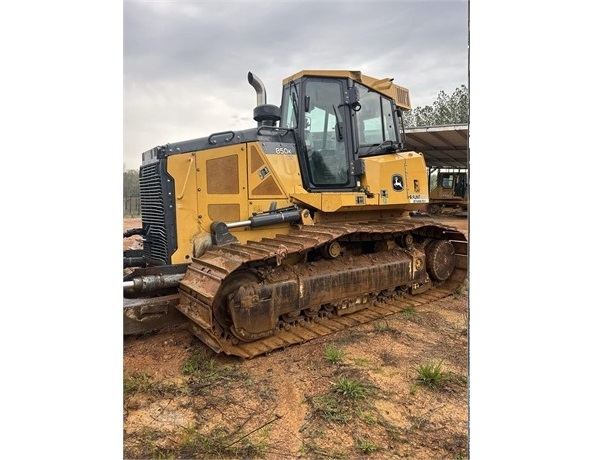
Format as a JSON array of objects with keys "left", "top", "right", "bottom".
[{"left": 123, "top": 70, "right": 468, "bottom": 358}]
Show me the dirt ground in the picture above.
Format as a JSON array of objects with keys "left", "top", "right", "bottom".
[{"left": 123, "top": 215, "right": 469, "bottom": 459}]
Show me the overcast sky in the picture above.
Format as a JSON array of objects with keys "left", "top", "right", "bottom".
[
  {"left": 123, "top": 0, "right": 468, "bottom": 170},
  {"left": 4, "top": 3, "right": 600, "bottom": 458}
]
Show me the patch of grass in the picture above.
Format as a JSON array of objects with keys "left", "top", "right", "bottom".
[
  {"left": 182, "top": 351, "right": 251, "bottom": 395},
  {"left": 353, "top": 357, "right": 370, "bottom": 367},
  {"left": 401, "top": 305, "right": 417, "bottom": 319},
  {"left": 414, "top": 360, "right": 448, "bottom": 389},
  {"left": 302, "top": 441, "right": 347, "bottom": 459},
  {"left": 452, "top": 373, "right": 468, "bottom": 384},
  {"left": 125, "top": 426, "right": 168, "bottom": 459},
  {"left": 308, "top": 373, "right": 375, "bottom": 424},
  {"left": 182, "top": 352, "right": 219, "bottom": 378},
  {"left": 324, "top": 343, "right": 346, "bottom": 364},
  {"left": 179, "top": 425, "right": 267, "bottom": 459},
  {"left": 309, "top": 393, "right": 352, "bottom": 424},
  {"left": 446, "top": 372, "right": 469, "bottom": 388},
  {"left": 454, "top": 277, "right": 469, "bottom": 297},
  {"left": 357, "top": 409, "right": 377, "bottom": 425},
  {"left": 123, "top": 372, "right": 187, "bottom": 400},
  {"left": 373, "top": 320, "right": 389, "bottom": 332},
  {"left": 124, "top": 371, "right": 153, "bottom": 396},
  {"left": 333, "top": 376, "right": 368, "bottom": 399},
  {"left": 357, "top": 437, "right": 379, "bottom": 454}
]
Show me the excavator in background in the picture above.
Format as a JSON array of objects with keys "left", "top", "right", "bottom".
[
  {"left": 123, "top": 70, "right": 468, "bottom": 358},
  {"left": 426, "top": 168, "right": 469, "bottom": 215}
]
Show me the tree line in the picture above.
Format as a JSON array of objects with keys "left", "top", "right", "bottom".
[
  {"left": 123, "top": 169, "right": 140, "bottom": 198},
  {"left": 402, "top": 85, "right": 469, "bottom": 127}
]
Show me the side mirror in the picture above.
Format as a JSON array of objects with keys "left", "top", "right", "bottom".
[
  {"left": 304, "top": 95, "right": 312, "bottom": 112},
  {"left": 346, "top": 87, "right": 361, "bottom": 111}
]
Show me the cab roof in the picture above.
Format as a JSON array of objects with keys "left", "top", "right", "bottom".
[{"left": 282, "top": 70, "right": 411, "bottom": 110}]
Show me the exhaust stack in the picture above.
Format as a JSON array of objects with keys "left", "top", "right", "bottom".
[
  {"left": 248, "top": 71, "right": 281, "bottom": 127},
  {"left": 248, "top": 72, "right": 267, "bottom": 106}
]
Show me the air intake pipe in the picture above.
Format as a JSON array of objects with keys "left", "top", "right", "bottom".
[{"left": 248, "top": 71, "right": 281, "bottom": 127}]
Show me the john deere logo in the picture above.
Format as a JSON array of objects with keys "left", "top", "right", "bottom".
[{"left": 392, "top": 174, "right": 404, "bottom": 191}]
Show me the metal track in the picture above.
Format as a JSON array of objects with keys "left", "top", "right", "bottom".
[{"left": 177, "top": 218, "right": 468, "bottom": 358}]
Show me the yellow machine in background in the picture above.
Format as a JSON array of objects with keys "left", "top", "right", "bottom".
[
  {"left": 124, "top": 70, "right": 468, "bottom": 357},
  {"left": 426, "top": 169, "right": 469, "bottom": 215}
]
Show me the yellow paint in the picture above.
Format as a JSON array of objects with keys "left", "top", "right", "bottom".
[
  {"left": 282, "top": 70, "right": 411, "bottom": 110},
  {"left": 197, "top": 144, "right": 249, "bottom": 229},
  {"left": 247, "top": 144, "right": 301, "bottom": 200},
  {"left": 361, "top": 152, "right": 428, "bottom": 210},
  {"left": 166, "top": 153, "right": 200, "bottom": 264},
  {"left": 165, "top": 140, "right": 431, "bottom": 264}
]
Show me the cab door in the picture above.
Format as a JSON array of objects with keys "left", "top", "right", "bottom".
[{"left": 297, "top": 78, "right": 355, "bottom": 191}]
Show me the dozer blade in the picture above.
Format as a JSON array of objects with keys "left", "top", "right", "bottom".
[{"left": 123, "top": 294, "right": 187, "bottom": 335}]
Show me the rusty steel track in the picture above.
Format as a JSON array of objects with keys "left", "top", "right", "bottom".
[{"left": 176, "top": 218, "right": 468, "bottom": 358}]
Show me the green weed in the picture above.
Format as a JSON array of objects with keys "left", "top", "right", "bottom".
[
  {"left": 123, "top": 371, "right": 152, "bottom": 396},
  {"left": 401, "top": 305, "right": 417, "bottom": 319},
  {"left": 454, "top": 277, "right": 469, "bottom": 297},
  {"left": 180, "top": 425, "right": 266, "bottom": 458},
  {"left": 302, "top": 441, "right": 347, "bottom": 459},
  {"left": 182, "top": 352, "right": 250, "bottom": 395},
  {"left": 324, "top": 343, "right": 346, "bottom": 364},
  {"left": 353, "top": 357, "right": 370, "bottom": 367},
  {"left": 309, "top": 393, "right": 351, "bottom": 423},
  {"left": 373, "top": 321, "right": 389, "bottom": 332},
  {"left": 182, "top": 352, "right": 219, "bottom": 378},
  {"left": 357, "top": 437, "right": 379, "bottom": 454},
  {"left": 415, "top": 360, "right": 448, "bottom": 389},
  {"left": 333, "top": 376, "right": 368, "bottom": 399},
  {"left": 358, "top": 409, "right": 377, "bottom": 425},
  {"left": 123, "top": 372, "right": 186, "bottom": 399}
]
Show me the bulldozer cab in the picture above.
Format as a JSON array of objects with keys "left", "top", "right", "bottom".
[
  {"left": 438, "top": 171, "right": 468, "bottom": 198},
  {"left": 280, "top": 71, "right": 407, "bottom": 192}
]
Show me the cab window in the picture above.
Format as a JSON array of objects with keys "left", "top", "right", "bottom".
[
  {"left": 280, "top": 86, "right": 298, "bottom": 129},
  {"left": 356, "top": 83, "right": 398, "bottom": 146},
  {"left": 304, "top": 80, "right": 349, "bottom": 186},
  {"left": 441, "top": 174, "right": 454, "bottom": 188}
]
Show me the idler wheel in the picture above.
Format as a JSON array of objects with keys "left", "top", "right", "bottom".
[
  {"left": 427, "top": 204, "right": 442, "bottom": 215},
  {"left": 425, "top": 240, "right": 456, "bottom": 281}
]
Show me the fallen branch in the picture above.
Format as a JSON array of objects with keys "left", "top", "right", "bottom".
[{"left": 225, "top": 414, "right": 282, "bottom": 448}]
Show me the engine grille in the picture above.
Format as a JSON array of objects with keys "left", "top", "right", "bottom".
[{"left": 139, "top": 162, "right": 172, "bottom": 265}]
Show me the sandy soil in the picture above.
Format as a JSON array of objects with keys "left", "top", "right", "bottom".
[{"left": 123, "top": 215, "right": 469, "bottom": 459}]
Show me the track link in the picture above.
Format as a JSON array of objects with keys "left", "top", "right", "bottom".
[{"left": 177, "top": 218, "right": 468, "bottom": 358}]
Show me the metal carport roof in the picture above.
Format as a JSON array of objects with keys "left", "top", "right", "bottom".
[{"left": 403, "top": 124, "right": 468, "bottom": 169}]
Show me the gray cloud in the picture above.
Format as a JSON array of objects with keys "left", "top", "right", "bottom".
[{"left": 124, "top": 0, "right": 468, "bottom": 170}]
